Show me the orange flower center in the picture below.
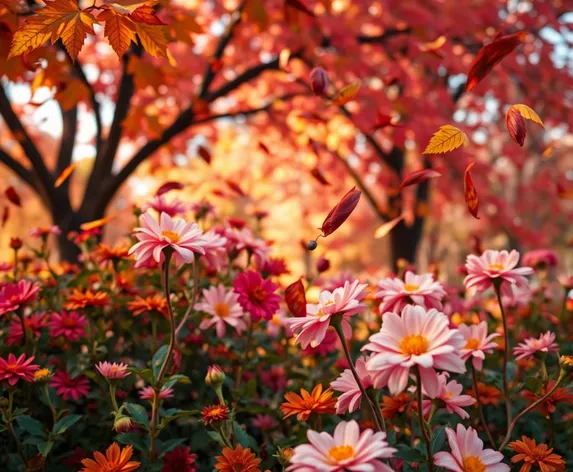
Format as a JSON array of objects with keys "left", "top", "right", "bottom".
[
  {"left": 215, "top": 302, "right": 230, "bottom": 318},
  {"left": 161, "top": 230, "right": 180, "bottom": 243},
  {"left": 99, "top": 464, "right": 125, "bottom": 472},
  {"left": 400, "top": 334, "right": 428, "bottom": 356},
  {"left": 62, "top": 317, "right": 78, "bottom": 328},
  {"left": 465, "top": 338, "right": 481, "bottom": 350},
  {"left": 445, "top": 391, "right": 453, "bottom": 399},
  {"left": 462, "top": 456, "right": 486, "bottom": 472},
  {"left": 329, "top": 445, "right": 354, "bottom": 462},
  {"left": 5, "top": 363, "right": 20, "bottom": 372},
  {"left": 251, "top": 287, "right": 267, "bottom": 303},
  {"left": 488, "top": 263, "right": 504, "bottom": 270},
  {"left": 404, "top": 284, "right": 419, "bottom": 292}
]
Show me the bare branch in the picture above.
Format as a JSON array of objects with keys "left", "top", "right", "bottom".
[
  {"left": 56, "top": 105, "right": 77, "bottom": 175},
  {"left": 71, "top": 58, "right": 103, "bottom": 151},
  {"left": 0, "top": 148, "right": 51, "bottom": 206}
]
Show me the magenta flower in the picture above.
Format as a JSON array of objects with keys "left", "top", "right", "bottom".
[
  {"left": 458, "top": 321, "right": 500, "bottom": 371},
  {"left": 0, "top": 280, "right": 41, "bottom": 316},
  {"left": 513, "top": 331, "right": 559, "bottom": 360},
  {"left": 224, "top": 227, "right": 270, "bottom": 265},
  {"left": 376, "top": 271, "right": 445, "bottom": 314},
  {"left": 232, "top": 270, "right": 281, "bottom": 321},
  {"left": 330, "top": 356, "right": 372, "bottom": 414},
  {"left": 522, "top": 248, "right": 559, "bottom": 269},
  {"left": 29, "top": 225, "right": 61, "bottom": 238},
  {"left": 49, "top": 311, "right": 88, "bottom": 342},
  {"left": 50, "top": 371, "right": 90, "bottom": 400},
  {"left": 139, "top": 386, "right": 174, "bottom": 400},
  {"left": 0, "top": 353, "right": 39, "bottom": 386},
  {"left": 96, "top": 362, "right": 130, "bottom": 380},
  {"left": 195, "top": 284, "right": 246, "bottom": 337},
  {"left": 6, "top": 313, "right": 46, "bottom": 345},
  {"left": 142, "top": 195, "right": 188, "bottom": 217}
]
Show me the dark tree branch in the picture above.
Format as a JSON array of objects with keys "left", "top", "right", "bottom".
[
  {"left": 56, "top": 105, "right": 77, "bottom": 175},
  {"left": 0, "top": 148, "right": 35, "bottom": 188},
  {"left": 355, "top": 28, "right": 412, "bottom": 45}
]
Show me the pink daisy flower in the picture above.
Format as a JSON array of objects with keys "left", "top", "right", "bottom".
[
  {"left": 522, "top": 248, "right": 559, "bottom": 269},
  {"left": 50, "top": 371, "right": 90, "bottom": 400},
  {"left": 330, "top": 356, "right": 373, "bottom": 414},
  {"left": 434, "top": 424, "right": 509, "bottom": 472},
  {"left": 49, "top": 311, "right": 88, "bottom": 342},
  {"left": 363, "top": 305, "right": 466, "bottom": 397},
  {"left": 142, "top": 195, "right": 188, "bottom": 217},
  {"left": 464, "top": 250, "right": 533, "bottom": 296},
  {"left": 458, "top": 322, "right": 500, "bottom": 371},
  {"left": 376, "top": 271, "right": 446, "bottom": 314},
  {"left": 285, "top": 280, "right": 368, "bottom": 349},
  {"left": 513, "top": 331, "right": 558, "bottom": 360},
  {"left": 200, "top": 230, "right": 228, "bottom": 271},
  {"left": 29, "top": 225, "right": 61, "bottom": 238},
  {"left": 251, "top": 414, "right": 277, "bottom": 431},
  {"left": 224, "top": 227, "right": 270, "bottom": 265},
  {"left": 302, "top": 329, "right": 339, "bottom": 356},
  {"left": 287, "top": 420, "right": 396, "bottom": 472},
  {"left": 0, "top": 353, "right": 39, "bottom": 386},
  {"left": 139, "top": 386, "right": 174, "bottom": 401},
  {"left": 129, "top": 212, "right": 207, "bottom": 268},
  {"left": 6, "top": 313, "right": 46, "bottom": 345},
  {"left": 195, "top": 284, "right": 246, "bottom": 337},
  {"left": 418, "top": 373, "right": 475, "bottom": 419},
  {"left": 96, "top": 362, "right": 130, "bottom": 380},
  {"left": 0, "top": 280, "right": 41, "bottom": 316},
  {"left": 232, "top": 270, "right": 281, "bottom": 321}
]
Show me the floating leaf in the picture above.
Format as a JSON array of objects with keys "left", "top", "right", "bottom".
[
  {"left": 5, "top": 186, "right": 21, "bottom": 206},
  {"left": 320, "top": 187, "right": 361, "bottom": 237},
  {"left": 399, "top": 169, "right": 442, "bottom": 190},
  {"left": 2, "top": 206, "right": 8, "bottom": 227},
  {"left": 419, "top": 35, "right": 447, "bottom": 57},
  {"left": 54, "top": 163, "right": 77, "bottom": 188},
  {"left": 155, "top": 181, "right": 184, "bottom": 197},
  {"left": 541, "top": 146, "right": 553, "bottom": 159},
  {"left": 310, "top": 67, "right": 329, "bottom": 97},
  {"left": 285, "top": 279, "right": 306, "bottom": 317},
  {"left": 329, "top": 79, "right": 360, "bottom": 106},
  {"left": 371, "top": 112, "right": 396, "bottom": 132},
  {"left": 80, "top": 216, "right": 114, "bottom": 231},
  {"left": 511, "top": 104, "right": 544, "bottom": 128},
  {"left": 464, "top": 161, "right": 479, "bottom": 219},
  {"left": 310, "top": 166, "right": 330, "bottom": 186},
  {"left": 506, "top": 104, "right": 544, "bottom": 146},
  {"left": 279, "top": 48, "right": 290, "bottom": 69},
  {"left": 374, "top": 215, "right": 404, "bottom": 239},
  {"left": 423, "top": 125, "right": 469, "bottom": 154},
  {"left": 466, "top": 31, "right": 526, "bottom": 92},
  {"left": 225, "top": 180, "right": 246, "bottom": 197},
  {"left": 258, "top": 142, "right": 270, "bottom": 155},
  {"left": 197, "top": 145, "right": 211, "bottom": 164}
]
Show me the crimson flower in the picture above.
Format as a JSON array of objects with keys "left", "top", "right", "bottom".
[
  {"left": 232, "top": 270, "right": 281, "bottom": 321},
  {"left": 0, "top": 353, "right": 39, "bottom": 386}
]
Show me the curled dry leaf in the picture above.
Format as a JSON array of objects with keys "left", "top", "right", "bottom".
[
  {"left": 320, "top": 187, "right": 361, "bottom": 237},
  {"left": 54, "top": 163, "right": 77, "bottom": 188},
  {"left": 399, "top": 169, "right": 442, "bottom": 190},
  {"left": 258, "top": 141, "right": 270, "bottom": 155},
  {"left": 423, "top": 125, "right": 469, "bottom": 154},
  {"left": 285, "top": 279, "right": 307, "bottom": 317},
  {"left": 371, "top": 112, "right": 397, "bottom": 132},
  {"left": 464, "top": 161, "right": 479, "bottom": 219},
  {"left": 5, "top": 186, "right": 21, "bottom": 206},
  {"left": 225, "top": 180, "right": 246, "bottom": 197},
  {"left": 506, "top": 104, "right": 544, "bottom": 147},
  {"left": 197, "top": 145, "right": 211, "bottom": 164},
  {"left": 155, "top": 181, "right": 184, "bottom": 197},
  {"left": 374, "top": 215, "right": 404, "bottom": 239},
  {"left": 310, "top": 167, "right": 331, "bottom": 186},
  {"left": 329, "top": 79, "right": 361, "bottom": 106},
  {"left": 80, "top": 216, "right": 114, "bottom": 231},
  {"left": 2, "top": 205, "right": 8, "bottom": 227}
]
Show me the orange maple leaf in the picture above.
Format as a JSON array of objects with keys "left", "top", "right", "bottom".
[{"left": 98, "top": 7, "right": 137, "bottom": 57}]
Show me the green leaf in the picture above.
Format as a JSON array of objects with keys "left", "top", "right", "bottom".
[
  {"left": 130, "top": 368, "right": 154, "bottom": 385},
  {"left": 157, "top": 438, "right": 187, "bottom": 457},
  {"left": 15, "top": 415, "right": 45, "bottom": 437},
  {"left": 53, "top": 414, "right": 82, "bottom": 435},
  {"left": 395, "top": 444, "right": 426, "bottom": 462},
  {"left": 152, "top": 345, "right": 169, "bottom": 380},
  {"left": 242, "top": 378, "right": 257, "bottom": 397},
  {"left": 116, "top": 433, "right": 149, "bottom": 453},
  {"left": 164, "top": 374, "right": 190, "bottom": 388},
  {"left": 207, "top": 430, "right": 226, "bottom": 447},
  {"left": 524, "top": 376, "right": 544, "bottom": 394},
  {"left": 233, "top": 422, "right": 258, "bottom": 452},
  {"left": 37, "top": 440, "right": 54, "bottom": 457},
  {"left": 126, "top": 403, "right": 150, "bottom": 427},
  {"left": 431, "top": 427, "right": 446, "bottom": 453},
  {"left": 160, "top": 409, "right": 200, "bottom": 427}
]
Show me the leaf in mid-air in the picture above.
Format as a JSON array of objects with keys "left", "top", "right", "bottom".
[
  {"left": 399, "top": 169, "right": 442, "bottom": 190},
  {"left": 506, "top": 104, "right": 544, "bottom": 147},
  {"left": 374, "top": 215, "right": 404, "bottom": 239},
  {"left": 320, "top": 187, "right": 361, "bottom": 237},
  {"left": 423, "top": 125, "right": 469, "bottom": 154},
  {"left": 285, "top": 279, "right": 306, "bottom": 317},
  {"left": 54, "top": 163, "right": 77, "bottom": 188},
  {"left": 464, "top": 161, "right": 479, "bottom": 219},
  {"left": 328, "top": 80, "right": 361, "bottom": 106}
]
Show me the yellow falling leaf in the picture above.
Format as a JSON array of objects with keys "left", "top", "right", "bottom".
[
  {"left": 509, "top": 104, "right": 544, "bottom": 128},
  {"left": 328, "top": 79, "right": 361, "bottom": 106},
  {"left": 54, "top": 162, "right": 77, "bottom": 187},
  {"left": 423, "top": 125, "right": 469, "bottom": 154},
  {"left": 374, "top": 215, "right": 404, "bottom": 239},
  {"left": 80, "top": 216, "right": 114, "bottom": 231}
]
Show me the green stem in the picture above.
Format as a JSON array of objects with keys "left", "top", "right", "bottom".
[
  {"left": 109, "top": 384, "right": 119, "bottom": 413},
  {"left": 42, "top": 384, "right": 57, "bottom": 427},
  {"left": 415, "top": 367, "right": 434, "bottom": 472},
  {"left": 6, "top": 390, "right": 27, "bottom": 466},
  {"left": 470, "top": 363, "right": 496, "bottom": 449},
  {"left": 493, "top": 282, "right": 512, "bottom": 435}
]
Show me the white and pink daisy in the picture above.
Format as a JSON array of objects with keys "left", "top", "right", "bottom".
[
  {"left": 458, "top": 322, "right": 500, "bottom": 371},
  {"left": 513, "top": 331, "right": 558, "bottom": 360},
  {"left": 330, "top": 356, "right": 373, "bottom": 414},
  {"left": 95, "top": 361, "right": 130, "bottom": 380},
  {"left": 362, "top": 305, "right": 466, "bottom": 397},
  {"left": 224, "top": 227, "right": 270, "bottom": 265},
  {"left": 195, "top": 284, "right": 246, "bottom": 338},
  {"left": 129, "top": 212, "right": 207, "bottom": 268},
  {"left": 464, "top": 250, "right": 533, "bottom": 296},
  {"left": 434, "top": 424, "right": 509, "bottom": 472},
  {"left": 376, "top": 271, "right": 446, "bottom": 314},
  {"left": 200, "top": 230, "right": 228, "bottom": 271},
  {"left": 418, "top": 373, "right": 475, "bottom": 419},
  {"left": 285, "top": 280, "right": 368, "bottom": 349},
  {"left": 287, "top": 420, "right": 396, "bottom": 472},
  {"left": 142, "top": 194, "right": 188, "bottom": 217}
]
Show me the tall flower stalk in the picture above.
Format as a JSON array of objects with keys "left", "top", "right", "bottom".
[{"left": 493, "top": 281, "right": 512, "bottom": 433}]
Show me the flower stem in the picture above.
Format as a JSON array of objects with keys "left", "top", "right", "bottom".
[
  {"left": 332, "top": 318, "right": 385, "bottom": 432},
  {"left": 415, "top": 367, "right": 434, "bottom": 472},
  {"left": 175, "top": 255, "right": 200, "bottom": 338},
  {"left": 42, "top": 384, "right": 58, "bottom": 427},
  {"left": 109, "top": 384, "right": 119, "bottom": 413},
  {"left": 493, "top": 282, "right": 512, "bottom": 435},
  {"left": 234, "top": 320, "right": 253, "bottom": 394},
  {"left": 470, "top": 363, "right": 496, "bottom": 449},
  {"left": 17, "top": 310, "right": 29, "bottom": 353}
]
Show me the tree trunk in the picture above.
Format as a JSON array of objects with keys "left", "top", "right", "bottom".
[
  {"left": 54, "top": 208, "right": 103, "bottom": 262},
  {"left": 390, "top": 217, "right": 425, "bottom": 269}
]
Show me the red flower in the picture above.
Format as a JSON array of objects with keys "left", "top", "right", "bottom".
[
  {"left": 523, "top": 380, "right": 573, "bottom": 416},
  {"left": 0, "top": 280, "right": 41, "bottom": 316},
  {"left": 50, "top": 370, "right": 90, "bottom": 400},
  {"left": 232, "top": 271, "right": 281, "bottom": 321},
  {"left": 0, "top": 353, "right": 39, "bottom": 386},
  {"left": 49, "top": 311, "right": 88, "bottom": 342},
  {"left": 6, "top": 313, "right": 46, "bottom": 345},
  {"left": 161, "top": 446, "right": 198, "bottom": 472}
]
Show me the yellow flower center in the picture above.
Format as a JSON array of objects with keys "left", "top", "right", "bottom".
[
  {"left": 329, "top": 445, "right": 354, "bottom": 462},
  {"left": 400, "top": 334, "right": 428, "bottom": 356},
  {"left": 161, "top": 230, "right": 180, "bottom": 243},
  {"left": 323, "top": 299, "right": 335, "bottom": 306},
  {"left": 462, "top": 456, "right": 486, "bottom": 472},
  {"left": 6, "top": 363, "right": 19, "bottom": 371},
  {"left": 404, "top": 284, "right": 419, "bottom": 292},
  {"left": 445, "top": 391, "right": 452, "bottom": 399},
  {"left": 488, "top": 263, "right": 504, "bottom": 270},
  {"left": 214, "top": 302, "right": 230, "bottom": 318},
  {"left": 34, "top": 368, "right": 51, "bottom": 381},
  {"left": 271, "top": 314, "right": 281, "bottom": 325},
  {"left": 465, "top": 338, "right": 481, "bottom": 350}
]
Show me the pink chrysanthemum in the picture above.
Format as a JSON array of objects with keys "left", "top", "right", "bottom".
[
  {"left": 49, "top": 311, "right": 88, "bottom": 342},
  {"left": 434, "top": 424, "right": 509, "bottom": 472},
  {"left": 0, "top": 353, "right": 39, "bottom": 386},
  {"left": 139, "top": 386, "right": 174, "bottom": 401},
  {"left": 285, "top": 280, "right": 368, "bottom": 349},
  {"left": 29, "top": 225, "right": 61, "bottom": 238},
  {"left": 50, "top": 371, "right": 90, "bottom": 400},
  {"left": 195, "top": 284, "right": 246, "bottom": 337},
  {"left": 143, "top": 195, "right": 188, "bottom": 217},
  {"left": 287, "top": 420, "right": 396, "bottom": 472},
  {"left": 513, "top": 332, "right": 559, "bottom": 360},
  {"left": 363, "top": 305, "right": 466, "bottom": 397},
  {"left": 464, "top": 250, "right": 533, "bottom": 296},
  {"left": 161, "top": 446, "right": 198, "bottom": 472},
  {"left": 96, "top": 362, "right": 130, "bottom": 380},
  {"left": 224, "top": 227, "right": 270, "bottom": 265},
  {"left": 522, "top": 248, "right": 559, "bottom": 269},
  {"left": 232, "top": 270, "right": 281, "bottom": 321},
  {"left": 129, "top": 212, "right": 207, "bottom": 268},
  {"left": 419, "top": 373, "right": 475, "bottom": 419},
  {"left": 458, "top": 322, "right": 500, "bottom": 371},
  {"left": 330, "top": 356, "right": 372, "bottom": 414},
  {"left": 200, "top": 230, "right": 228, "bottom": 271},
  {"left": 6, "top": 313, "right": 46, "bottom": 345},
  {"left": 376, "top": 271, "right": 446, "bottom": 314},
  {"left": 0, "top": 280, "right": 41, "bottom": 316}
]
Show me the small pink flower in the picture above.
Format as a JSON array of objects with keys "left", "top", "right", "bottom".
[
  {"left": 376, "top": 271, "right": 446, "bottom": 314},
  {"left": 419, "top": 373, "right": 475, "bottom": 419},
  {"left": 434, "top": 424, "right": 509, "bottom": 472},
  {"left": 363, "top": 305, "right": 466, "bottom": 397},
  {"left": 0, "top": 353, "right": 39, "bottom": 386},
  {"left": 29, "top": 225, "right": 61, "bottom": 238},
  {"left": 260, "top": 257, "right": 290, "bottom": 277},
  {"left": 129, "top": 212, "right": 207, "bottom": 268},
  {"left": 49, "top": 311, "right": 88, "bottom": 342},
  {"left": 464, "top": 250, "right": 533, "bottom": 296},
  {"left": 224, "top": 227, "right": 270, "bottom": 265},
  {"left": 0, "top": 261, "right": 13, "bottom": 272},
  {"left": 287, "top": 420, "right": 396, "bottom": 472},
  {"left": 232, "top": 270, "right": 281, "bottom": 321},
  {"left": 251, "top": 414, "right": 277, "bottom": 431},
  {"left": 142, "top": 195, "right": 188, "bottom": 217},
  {"left": 195, "top": 284, "right": 246, "bottom": 337},
  {"left": 285, "top": 280, "right": 368, "bottom": 349},
  {"left": 139, "top": 386, "right": 174, "bottom": 400},
  {"left": 96, "top": 362, "right": 130, "bottom": 380},
  {"left": 522, "top": 248, "right": 559, "bottom": 269},
  {"left": 458, "top": 322, "right": 500, "bottom": 371},
  {"left": 6, "top": 313, "right": 46, "bottom": 345},
  {"left": 302, "top": 329, "right": 338, "bottom": 356},
  {"left": 330, "top": 356, "right": 372, "bottom": 414},
  {"left": 200, "top": 230, "right": 228, "bottom": 271},
  {"left": 50, "top": 371, "right": 90, "bottom": 400},
  {"left": 0, "top": 280, "right": 41, "bottom": 316},
  {"left": 259, "top": 365, "right": 287, "bottom": 393},
  {"left": 513, "top": 331, "right": 558, "bottom": 360}
]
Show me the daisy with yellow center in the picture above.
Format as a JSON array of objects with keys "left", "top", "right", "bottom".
[
  {"left": 458, "top": 321, "right": 500, "bottom": 372},
  {"left": 195, "top": 284, "right": 246, "bottom": 338},
  {"left": 281, "top": 384, "right": 337, "bottom": 421}
]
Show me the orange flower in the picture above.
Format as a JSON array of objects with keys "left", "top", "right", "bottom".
[
  {"left": 467, "top": 382, "right": 501, "bottom": 406},
  {"left": 215, "top": 445, "right": 261, "bottom": 472},
  {"left": 81, "top": 443, "right": 140, "bottom": 472},
  {"left": 65, "top": 289, "right": 110, "bottom": 310},
  {"left": 96, "top": 244, "right": 130, "bottom": 264},
  {"left": 201, "top": 404, "right": 229, "bottom": 425},
  {"left": 381, "top": 392, "right": 411, "bottom": 419},
  {"left": 281, "top": 384, "right": 336, "bottom": 421},
  {"left": 523, "top": 380, "right": 573, "bottom": 416},
  {"left": 127, "top": 295, "right": 168, "bottom": 318},
  {"left": 509, "top": 436, "right": 566, "bottom": 472}
]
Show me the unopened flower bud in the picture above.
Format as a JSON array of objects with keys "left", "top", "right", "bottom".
[
  {"left": 205, "top": 365, "right": 226, "bottom": 387},
  {"left": 310, "top": 67, "right": 329, "bottom": 97},
  {"left": 9, "top": 237, "right": 22, "bottom": 250},
  {"left": 560, "top": 355, "right": 573, "bottom": 373},
  {"left": 316, "top": 256, "right": 330, "bottom": 273},
  {"left": 276, "top": 447, "right": 294, "bottom": 466},
  {"left": 307, "top": 240, "right": 318, "bottom": 251},
  {"left": 113, "top": 415, "right": 132, "bottom": 433},
  {"left": 33, "top": 368, "right": 53, "bottom": 384}
]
